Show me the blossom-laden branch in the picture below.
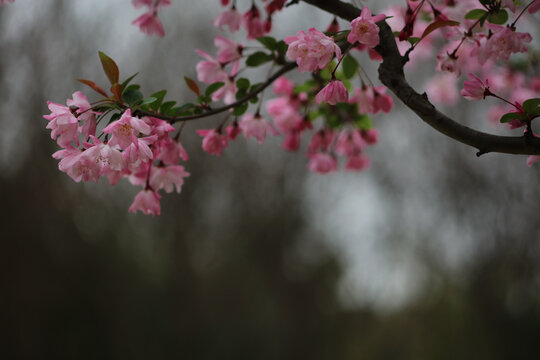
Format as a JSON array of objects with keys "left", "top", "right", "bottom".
[
  {"left": 135, "top": 61, "right": 297, "bottom": 123},
  {"left": 301, "top": 0, "right": 540, "bottom": 156}
]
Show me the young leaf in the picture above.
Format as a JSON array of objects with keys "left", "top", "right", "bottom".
[
  {"left": 123, "top": 88, "right": 143, "bottom": 106},
  {"left": 342, "top": 55, "right": 358, "bottom": 79},
  {"left": 184, "top": 76, "right": 201, "bottom": 96},
  {"left": 110, "top": 83, "right": 123, "bottom": 102},
  {"left": 160, "top": 101, "right": 177, "bottom": 114},
  {"left": 77, "top": 79, "right": 109, "bottom": 98},
  {"left": 421, "top": 20, "right": 460, "bottom": 40},
  {"left": 98, "top": 51, "right": 120, "bottom": 85},
  {"left": 246, "top": 51, "right": 274, "bottom": 67},
  {"left": 139, "top": 97, "right": 158, "bottom": 106}
]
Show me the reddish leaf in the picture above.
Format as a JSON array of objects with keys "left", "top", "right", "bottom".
[
  {"left": 184, "top": 76, "right": 200, "bottom": 97},
  {"left": 98, "top": 51, "right": 120, "bottom": 85},
  {"left": 421, "top": 20, "right": 460, "bottom": 40},
  {"left": 110, "top": 83, "right": 123, "bottom": 102},
  {"left": 77, "top": 79, "right": 109, "bottom": 98}
]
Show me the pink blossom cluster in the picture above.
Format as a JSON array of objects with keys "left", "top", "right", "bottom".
[
  {"left": 307, "top": 127, "right": 379, "bottom": 174},
  {"left": 44, "top": 92, "right": 189, "bottom": 216},
  {"left": 284, "top": 28, "right": 342, "bottom": 72},
  {"left": 0, "top": 0, "right": 15, "bottom": 6},
  {"left": 132, "top": 0, "right": 171, "bottom": 37},
  {"left": 214, "top": 0, "right": 287, "bottom": 39}
]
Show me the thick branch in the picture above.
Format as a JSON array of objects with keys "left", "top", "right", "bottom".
[
  {"left": 301, "top": 0, "right": 540, "bottom": 155},
  {"left": 136, "top": 62, "right": 297, "bottom": 123}
]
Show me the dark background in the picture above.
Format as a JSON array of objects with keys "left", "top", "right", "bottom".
[{"left": 1, "top": 1, "right": 540, "bottom": 359}]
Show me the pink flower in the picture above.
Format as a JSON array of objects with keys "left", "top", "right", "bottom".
[
  {"left": 52, "top": 148, "right": 101, "bottom": 183},
  {"left": 315, "top": 80, "right": 349, "bottom": 105},
  {"left": 273, "top": 76, "right": 294, "bottom": 96},
  {"left": 213, "top": 7, "right": 242, "bottom": 32},
  {"left": 474, "top": 24, "right": 532, "bottom": 65},
  {"left": 373, "top": 86, "right": 393, "bottom": 113},
  {"left": 129, "top": 189, "right": 161, "bottom": 216},
  {"left": 308, "top": 153, "right": 337, "bottom": 174},
  {"left": 345, "top": 154, "right": 370, "bottom": 171},
  {"left": 362, "top": 129, "right": 379, "bottom": 145},
  {"left": 197, "top": 129, "right": 227, "bottom": 156},
  {"left": 436, "top": 52, "right": 459, "bottom": 75},
  {"left": 195, "top": 50, "right": 227, "bottom": 84},
  {"left": 226, "top": 121, "right": 242, "bottom": 140},
  {"left": 122, "top": 135, "right": 157, "bottom": 169},
  {"left": 285, "top": 28, "right": 342, "bottom": 72},
  {"left": 0, "top": 0, "right": 15, "bottom": 5},
  {"left": 239, "top": 113, "right": 274, "bottom": 144},
  {"left": 424, "top": 73, "right": 459, "bottom": 105},
  {"left": 461, "top": 73, "right": 490, "bottom": 100},
  {"left": 242, "top": 5, "right": 266, "bottom": 39},
  {"left": 308, "top": 129, "right": 334, "bottom": 154},
  {"left": 214, "top": 36, "right": 243, "bottom": 64},
  {"left": 347, "top": 7, "right": 386, "bottom": 48},
  {"left": 266, "top": 97, "right": 303, "bottom": 133},
  {"left": 350, "top": 86, "right": 375, "bottom": 113},
  {"left": 335, "top": 130, "right": 365, "bottom": 157},
  {"left": 132, "top": 11, "right": 165, "bottom": 37},
  {"left": 43, "top": 102, "right": 79, "bottom": 148},
  {"left": 265, "top": 0, "right": 286, "bottom": 15},
  {"left": 150, "top": 165, "right": 190, "bottom": 193},
  {"left": 67, "top": 91, "right": 97, "bottom": 139},
  {"left": 156, "top": 137, "right": 189, "bottom": 165},
  {"left": 102, "top": 109, "right": 152, "bottom": 150},
  {"left": 282, "top": 132, "right": 301, "bottom": 151},
  {"left": 84, "top": 136, "right": 125, "bottom": 174},
  {"left": 529, "top": 1, "right": 540, "bottom": 14}
]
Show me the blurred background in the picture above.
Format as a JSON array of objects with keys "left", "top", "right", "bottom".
[{"left": 1, "top": 0, "right": 540, "bottom": 359}]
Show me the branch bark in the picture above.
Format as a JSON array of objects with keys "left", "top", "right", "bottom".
[{"left": 301, "top": 0, "right": 540, "bottom": 156}]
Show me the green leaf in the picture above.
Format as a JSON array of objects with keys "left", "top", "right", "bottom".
[
  {"left": 465, "top": 9, "right": 487, "bottom": 20},
  {"left": 205, "top": 82, "right": 225, "bottom": 97},
  {"left": 232, "top": 103, "right": 249, "bottom": 116},
  {"left": 407, "top": 37, "right": 420, "bottom": 45},
  {"left": 236, "top": 78, "right": 250, "bottom": 90},
  {"left": 160, "top": 101, "right": 177, "bottom": 115},
  {"left": 184, "top": 76, "right": 200, "bottom": 96},
  {"left": 256, "top": 36, "right": 277, "bottom": 50},
  {"left": 342, "top": 55, "right": 358, "bottom": 79},
  {"left": 139, "top": 97, "right": 157, "bottom": 106},
  {"left": 500, "top": 112, "right": 522, "bottom": 123},
  {"left": 487, "top": 9, "right": 508, "bottom": 25},
  {"left": 523, "top": 98, "right": 540, "bottom": 114},
  {"left": 246, "top": 51, "right": 274, "bottom": 67},
  {"left": 354, "top": 114, "right": 373, "bottom": 130},
  {"left": 120, "top": 73, "right": 138, "bottom": 91},
  {"left": 123, "top": 88, "right": 143, "bottom": 106},
  {"left": 98, "top": 51, "right": 120, "bottom": 85},
  {"left": 148, "top": 90, "right": 167, "bottom": 110},
  {"left": 275, "top": 41, "right": 288, "bottom": 57}
]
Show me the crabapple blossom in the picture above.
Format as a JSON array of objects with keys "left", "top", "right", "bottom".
[
  {"left": 316, "top": 80, "right": 349, "bottom": 105},
  {"left": 102, "top": 109, "right": 151, "bottom": 150},
  {"left": 129, "top": 189, "right": 162, "bottom": 216},
  {"left": 461, "top": 73, "right": 490, "bottom": 101},
  {"left": 150, "top": 165, "right": 190, "bottom": 194},
  {"left": 0, "top": 0, "right": 15, "bottom": 5},
  {"left": 347, "top": 7, "right": 386, "bottom": 48},
  {"left": 284, "top": 28, "right": 342, "bottom": 72},
  {"left": 308, "top": 153, "right": 337, "bottom": 174},
  {"left": 239, "top": 113, "right": 275, "bottom": 144},
  {"left": 213, "top": 6, "right": 242, "bottom": 32},
  {"left": 197, "top": 129, "right": 227, "bottom": 156}
]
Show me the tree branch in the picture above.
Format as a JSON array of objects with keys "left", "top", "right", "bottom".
[
  {"left": 135, "top": 61, "right": 297, "bottom": 123},
  {"left": 301, "top": 0, "right": 540, "bottom": 155}
]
